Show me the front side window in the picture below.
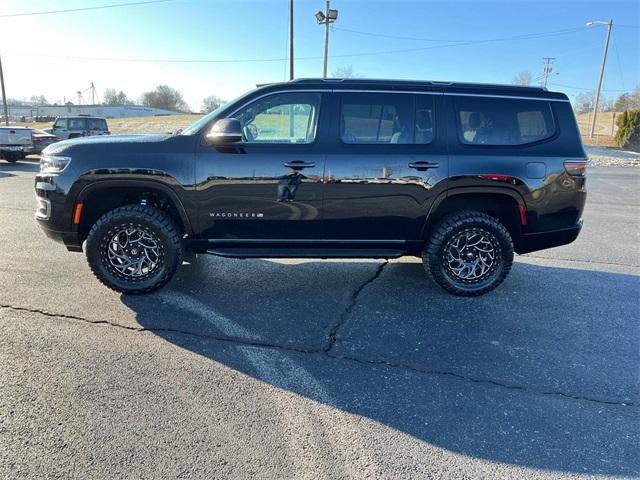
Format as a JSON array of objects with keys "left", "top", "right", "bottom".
[
  {"left": 231, "top": 92, "right": 321, "bottom": 144},
  {"left": 340, "top": 93, "right": 434, "bottom": 145},
  {"left": 53, "top": 118, "right": 67, "bottom": 129},
  {"left": 456, "top": 97, "right": 555, "bottom": 146}
]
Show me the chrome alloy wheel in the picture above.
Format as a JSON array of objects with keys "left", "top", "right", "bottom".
[
  {"left": 104, "top": 224, "right": 163, "bottom": 279},
  {"left": 443, "top": 227, "right": 500, "bottom": 284}
]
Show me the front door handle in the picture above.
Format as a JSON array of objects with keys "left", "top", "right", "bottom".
[
  {"left": 284, "top": 160, "right": 316, "bottom": 169},
  {"left": 408, "top": 161, "right": 440, "bottom": 171}
]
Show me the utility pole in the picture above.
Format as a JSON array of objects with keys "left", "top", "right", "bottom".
[
  {"left": 541, "top": 57, "right": 555, "bottom": 88},
  {"left": 90, "top": 82, "right": 96, "bottom": 104},
  {"left": 289, "top": 0, "right": 294, "bottom": 80},
  {"left": 0, "top": 56, "right": 9, "bottom": 126},
  {"left": 315, "top": 1, "right": 338, "bottom": 78},
  {"left": 588, "top": 19, "right": 613, "bottom": 139}
]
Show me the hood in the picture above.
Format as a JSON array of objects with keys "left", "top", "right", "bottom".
[{"left": 43, "top": 133, "right": 172, "bottom": 156}]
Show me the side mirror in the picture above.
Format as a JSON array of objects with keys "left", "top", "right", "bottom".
[{"left": 207, "top": 118, "right": 243, "bottom": 144}]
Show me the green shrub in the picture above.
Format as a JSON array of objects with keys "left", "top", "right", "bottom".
[{"left": 615, "top": 109, "right": 640, "bottom": 150}]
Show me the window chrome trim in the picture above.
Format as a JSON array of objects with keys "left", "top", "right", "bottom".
[{"left": 225, "top": 89, "right": 326, "bottom": 118}]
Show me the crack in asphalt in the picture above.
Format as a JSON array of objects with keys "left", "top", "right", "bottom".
[
  {"left": 322, "top": 260, "right": 388, "bottom": 353},
  {"left": 521, "top": 254, "right": 639, "bottom": 268},
  {"left": 1, "top": 297, "right": 636, "bottom": 408}
]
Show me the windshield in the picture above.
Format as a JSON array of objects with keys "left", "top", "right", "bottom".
[{"left": 181, "top": 90, "right": 256, "bottom": 135}]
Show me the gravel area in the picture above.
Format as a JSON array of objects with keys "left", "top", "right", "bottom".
[{"left": 586, "top": 146, "right": 640, "bottom": 167}]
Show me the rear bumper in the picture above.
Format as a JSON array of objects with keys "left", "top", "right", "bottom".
[
  {"left": 36, "top": 220, "right": 83, "bottom": 252},
  {"left": 516, "top": 221, "right": 582, "bottom": 254}
]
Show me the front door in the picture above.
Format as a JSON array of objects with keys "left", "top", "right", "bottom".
[
  {"left": 322, "top": 91, "right": 449, "bottom": 240},
  {"left": 195, "top": 91, "right": 326, "bottom": 240}
]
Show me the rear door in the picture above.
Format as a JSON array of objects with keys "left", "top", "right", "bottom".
[{"left": 322, "top": 91, "right": 449, "bottom": 240}]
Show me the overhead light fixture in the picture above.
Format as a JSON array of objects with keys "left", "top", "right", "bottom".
[
  {"left": 315, "top": 11, "right": 325, "bottom": 23},
  {"left": 327, "top": 8, "right": 338, "bottom": 20}
]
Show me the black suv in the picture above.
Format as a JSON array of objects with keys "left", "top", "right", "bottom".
[{"left": 35, "top": 79, "right": 587, "bottom": 296}]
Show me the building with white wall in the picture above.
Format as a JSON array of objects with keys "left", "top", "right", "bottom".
[{"left": 5, "top": 104, "right": 182, "bottom": 121}]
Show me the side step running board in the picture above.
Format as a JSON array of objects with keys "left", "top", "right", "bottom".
[{"left": 206, "top": 248, "right": 405, "bottom": 259}]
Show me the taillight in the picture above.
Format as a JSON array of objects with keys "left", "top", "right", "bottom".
[{"left": 564, "top": 159, "right": 587, "bottom": 177}]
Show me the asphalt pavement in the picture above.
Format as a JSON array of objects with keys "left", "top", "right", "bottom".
[{"left": 1, "top": 160, "right": 638, "bottom": 479}]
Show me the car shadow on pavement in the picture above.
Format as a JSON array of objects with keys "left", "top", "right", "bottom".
[{"left": 121, "top": 257, "right": 639, "bottom": 476}]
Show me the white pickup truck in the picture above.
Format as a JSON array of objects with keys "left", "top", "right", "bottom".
[{"left": 0, "top": 126, "right": 34, "bottom": 162}]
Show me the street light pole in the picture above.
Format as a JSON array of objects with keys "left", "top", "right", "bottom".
[
  {"left": 315, "top": 1, "right": 337, "bottom": 79},
  {"left": 0, "top": 56, "right": 9, "bottom": 126},
  {"left": 322, "top": 0, "right": 330, "bottom": 78},
  {"left": 588, "top": 19, "right": 613, "bottom": 139}
]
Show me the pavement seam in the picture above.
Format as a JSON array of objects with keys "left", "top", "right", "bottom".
[
  {"left": 2, "top": 303, "right": 636, "bottom": 408},
  {"left": 322, "top": 260, "right": 388, "bottom": 353},
  {"left": 326, "top": 352, "right": 637, "bottom": 408},
  {"left": 521, "top": 254, "right": 639, "bottom": 268}
]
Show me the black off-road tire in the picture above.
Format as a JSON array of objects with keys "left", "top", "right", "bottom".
[
  {"left": 423, "top": 211, "right": 514, "bottom": 296},
  {"left": 3, "top": 153, "right": 19, "bottom": 163},
  {"left": 86, "top": 205, "right": 183, "bottom": 294}
]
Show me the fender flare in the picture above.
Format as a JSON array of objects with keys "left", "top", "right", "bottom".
[
  {"left": 420, "top": 186, "right": 528, "bottom": 239},
  {"left": 76, "top": 178, "right": 194, "bottom": 236}
]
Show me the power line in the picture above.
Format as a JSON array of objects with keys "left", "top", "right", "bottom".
[
  {"left": 1, "top": 26, "right": 596, "bottom": 65},
  {"left": 333, "top": 26, "right": 587, "bottom": 43},
  {"left": 0, "top": 0, "right": 173, "bottom": 18},
  {"left": 548, "top": 82, "right": 629, "bottom": 93}
]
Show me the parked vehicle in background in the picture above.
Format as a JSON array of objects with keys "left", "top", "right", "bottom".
[
  {"left": 30, "top": 129, "right": 60, "bottom": 154},
  {"left": 35, "top": 78, "right": 587, "bottom": 296},
  {"left": 45, "top": 116, "right": 110, "bottom": 140},
  {"left": 0, "top": 126, "right": 33, "bottom": 162}
]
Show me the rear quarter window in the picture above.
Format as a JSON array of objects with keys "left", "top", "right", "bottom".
[
  {"left": 455, "top": 96, "right": 555, "bottom": 146},
  {"left": 87, "top": 118, "right": 108, "bottom": 130}
]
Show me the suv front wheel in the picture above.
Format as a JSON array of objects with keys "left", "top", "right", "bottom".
[
  {"left": 423, "top": 211, "right": 514, "bottom": 296},
  {"left": 86, "top": 205, "right": 183, "bottom": 294}
]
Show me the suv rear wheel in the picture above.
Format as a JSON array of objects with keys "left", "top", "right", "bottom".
[
  {"left": 423, "top": 211, "right": 514, "bottom": 296},
  {"left": 86, "top": 205, "right": 183, "bottom": 294}
]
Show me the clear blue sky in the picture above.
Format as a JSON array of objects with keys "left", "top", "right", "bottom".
[{"left": 1, "top": 0, "right": 638, "bottom": 110}]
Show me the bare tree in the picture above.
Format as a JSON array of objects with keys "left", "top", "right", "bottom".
[
  {"left": 511, "top": 70, "right": 534, "bottom": 86},
  {"left": 29, "top": 95, "right": 49, "bottom": 105},
  {"left": 332, "top": 65, "right": 363, "bottom": 79},
  {"left": 573, "top": 91, "right": 595, "bottom": 114},
  {"left": 103, "top": 88, "right": 133, "bottom": 105},
  {"left": 201, "top": 95, "right": 225, "bottom": 113},
  {"left": 140, "top": 85, "right": 189, "bottom": 112}
]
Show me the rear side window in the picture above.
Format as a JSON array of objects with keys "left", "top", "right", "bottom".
[
  {"left": 87, "top": 118, "right": 107, "bottom": 130},
  {"left": 341, "top": 93, "right": 434, "bottom": 144},
  {"left": 455, "top": 97, "right": 555, "bottom": 146}
]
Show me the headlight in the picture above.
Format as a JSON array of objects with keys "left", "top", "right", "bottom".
[{"left": 40, "top": 155, "right": 71, "bottom": 174}]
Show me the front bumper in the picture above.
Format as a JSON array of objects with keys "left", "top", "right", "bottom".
[
  {"left": 516, "top": 221, "right": 582, "bottom": 254},
  {"left": 35, "top": 219, "right": 83, "bottom": 252}
]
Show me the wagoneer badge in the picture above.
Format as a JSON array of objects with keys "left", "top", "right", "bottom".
[{"left": 210, "top": 212, "right": 264, "bottom": 218}]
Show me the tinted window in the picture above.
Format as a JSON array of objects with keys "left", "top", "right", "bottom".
[
  {"left": 456, "top": 97, "right": 555, "bottom": 146},
  {"left": 232, "top": 92, "right": 321, "bottom": 144},
  {"left": 341, "top": 93, "right": 434, "bottom": 144},
  {"left": 67, "top": 118, "right": 86, "bottom": 130},
  {"left": 87, "top": 118, "right": 107, "bottom": 130}
]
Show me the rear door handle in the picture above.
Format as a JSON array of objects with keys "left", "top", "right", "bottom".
[
  {"left": 408, "top": 161, "right": 440, "bottom": 171},
  {"left": 284, "top": 160, "right": 316, "bottom": 169}
]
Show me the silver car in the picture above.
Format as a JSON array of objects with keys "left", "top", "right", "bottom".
[{"left": 48, "top": 116, "right": 110, "bottom": 140}]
